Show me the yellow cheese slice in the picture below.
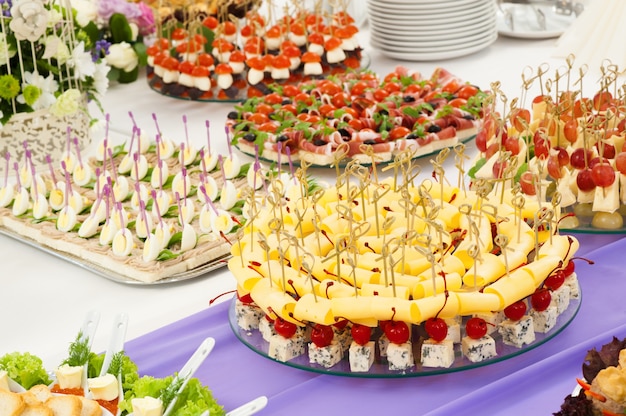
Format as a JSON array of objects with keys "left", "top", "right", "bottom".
[
  {"left": 370, "top": 296, "right": 420, "bottom": 323},
  {"left": 522, "top": 255, "right": 564, "bottom": 286},
  {"left": 483, "top": 268, "right": 536, "bottom": 308},
  {"left": 412, "top": 292, "right": 460, "bottom": 322},
  {"left": 331, "top": 296, "right": 374, "bottom": 320},
  {"left": 462, "top": 252, "right": 506, "bottom": 287},
  {"left": 293, "top": 293, "right": 335, "bottom": 325},
  {"left": 456, "top": 290, "right": 503, "bottom": 315},
  {"left": 316, "top": 279, "right": 358, "bottom": 299},
  {"left": 361, "top": 283, "right": 411, "bottom": 299},
  {"left": 538, "top": 234, "right": 579, "bottom": 263},
  {"left": 413, "top": 272, "right": 462, "bottom": 299}
]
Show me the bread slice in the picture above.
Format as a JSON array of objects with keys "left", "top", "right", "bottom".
[
  {"left": 19, "top": 391, "right": 41, "bottom": 406},
  {"left": 78, "top": 397, "right": 102, "bottom": 416},
  {"left": 28, "top": 385, "right": 52, "bottom": 404},
  {"left": 19, "top": 403, "right": 53, "bottom": 416},
  {"left": 0, "top": 390, "right": 26, "bottom": 416},
  {"left": 45, "top": 395, "right": 82, "bottom": 416}
]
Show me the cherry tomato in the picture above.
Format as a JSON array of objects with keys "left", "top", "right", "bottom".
[
  {"left": 258, "top": 122, "right": 278, "bottom": 133},
  {"left": 282, "top": 84, "right": 299, "bottom": 98},
  {"left": 350, "top": 80, "right": 369, "bottom": 96},
  {"left": 331, "top": 92, "right": 350, "bottom": 108},
  {"left": 318, "top": 103, "right": 337, "bottom": 117},
  {"left": 294, "top": 92, "right": 312, "bottom": 105},
  {"left": 442, "top": 79, "right": 460, "bottom": 94},
  {"left": 264, "top": 93, "right": 284, "bottom": 105},
  {"left": 280, "top": 104, "right": 297, "bottom": 116},
  {"left": 255, "top": 103, "right": 274, "bottom": 115},
  {"left": 448, "top": 97, "right": 467, "bottom": 108},
  {"left": 247, "top": 112, "right": 269, "bottom": 124},
  {"left": 319, "top": 80, "right": 342, "bottom": 96},
  {"left": 388, "top": 126, "right": 411, "bottom": 140},
  {"left": 373, "top": 88, "right": 389, "bottom": 101},
  {"left": 383, "top": 82, "right": 402, "bottom": 94},
  {"left": 456, "top": 84, "right": 479, "bottom": 100},
  {"left": 348, "top": 118, "right": 364, "bottom": 130}
]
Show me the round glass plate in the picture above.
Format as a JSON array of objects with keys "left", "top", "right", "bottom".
[
  {"left": 558, "top": 205, "right": 626, "bottom": 234},
  {"left": 228, "top": 293, "right": 581, "bottom": 378},
  {"left": 146, "top": 52, "right": 370, "bottom": 103}
]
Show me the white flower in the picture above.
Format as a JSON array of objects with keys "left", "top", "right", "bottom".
[
  {"left": 129, "top": 23, "right": 139, "bottom": 42},
  {"left": 10, "top": 0, "right": 49, "bottom": 42},
  {"left": 67, "top": 41, "right": 96, "bottom": 81},
  {"left": 49, "top": 88, "right": 81, "bottom": 117},
  {"left": 93, "top": 61, "right": 111, "bottom": 98},
  {"left": 42, "top": 35, "right": 70, "bottom": 63},
  {"left": 0, "top": 33, "right": 16, "bottom": 66},
  {"left": 16, "top": 71, "right": 59, "bottom": 110},
  {"left": 71, "top": 0, "right": 98, "bottom": 27},
  {"left": 106, "top": 42, "right": 138, "bottom": 73}
]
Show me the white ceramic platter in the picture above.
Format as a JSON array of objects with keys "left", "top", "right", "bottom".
[
  {"left": 497, "top": 3, "right": 579, "bottom": 39},
  {"left": 367, "top": 0, "right": 485, "bottom": 11},
  {"left": 368, "top": 2, "right": 494, "bottom": 24}
]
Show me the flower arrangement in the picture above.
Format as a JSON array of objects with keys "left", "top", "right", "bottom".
[
  {"left": 0, "top": 0, "right": 111, "bottom": 126},
  {"left": 87, "top": 0, "right": 155, "bottom": 83}
]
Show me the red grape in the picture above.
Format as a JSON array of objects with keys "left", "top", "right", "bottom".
[
  {"left": 475, "top": 129, "right": 488, "bottom": 153},
  {"left": 492, "top": 160, "right": 508, "bottom": 179},
  {"left": 563, "top": 119, "right": 578, "bottom": 143},
  {"left": 519, "top": 171, "right": 536, "bottom": 195},
  {"left": 576, "top": 168, "right": 595, "bottom": 192},
  {"left": 533, "top": 132, "right": 550, "bottom": 159},
  {"left": 591, "top": 163, "right": 615, "bottom": 187},
  {"left": 593, "top": 91, "right": 613, "bottom": 111},
  {"left": 555, "top": 147, "right": 570, "bottom": 166},
  {"left": 597, "top": 141, "right": 616, "bottom": 159},
  {"left": 616, "top": 152, "right": 626, "bottom": 175},
  {"left": 510, "top": 108, "right": 531, "bottom": 132},
  {"left": 547, "top": 154, "right": 564, "bottom": 179},
  {"left": 485, "top": 142, "right": 501, "bottom": 159},
  {"left": 504, "top": 136, "right": 521, "bottom": 155},
  {"left": 570, "top": 148, "right": 592, "bottom": 169}
]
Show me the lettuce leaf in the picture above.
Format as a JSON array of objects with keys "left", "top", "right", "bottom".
[{"left": 0, "top": 352, "right": 52, "bottom": 389}]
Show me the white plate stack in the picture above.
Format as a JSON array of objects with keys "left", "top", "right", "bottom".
[{"left": 366, "top": 0, "right": 499, "bottom": 61}]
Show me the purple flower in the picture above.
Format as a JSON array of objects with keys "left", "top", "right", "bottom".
[{"left": 97, "top": 0, "right": 141, "bottom": 22}]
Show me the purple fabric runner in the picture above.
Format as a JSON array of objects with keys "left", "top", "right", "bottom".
[{"left": 124, "top": 234, "right": 626, "bottom": 415}]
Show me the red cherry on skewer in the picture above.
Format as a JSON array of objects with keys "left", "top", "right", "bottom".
[
  {"left": 504, "top": 300, "right": 527, "bottom": 321},
  {"left": 425, "top": 317, "right": 447, "bottom": 342},
  {"left": 384, "top": 321, "right": 410, "bottom": 345},
  {"left": 530, "top": 288, "right": 552, "bottom": 312},
  {"left": 465, "top": 317, "right": 488, "bottom": 340},
  {"left": 274, "top": 317, "right": 297, "bottom": 338},
  {"left": 310, "top": 324, "right": 334, "bottom": 348},
  {"left": 351, "top": 324, "right": 371, "bottom": 346}
]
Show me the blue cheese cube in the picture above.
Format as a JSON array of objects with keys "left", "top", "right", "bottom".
[
  {"left": 235, "top": 300, "right": 264, "bottom": 331},
  {"left": 378, "top": 334, "right": 390, "bottom": 357},
  {"left": 308, "top": 340, "right": 343, "bottom": 368},
  {"left": 461, "top": 335, "right": 496, "bottom": 363},
  {"left": 333, "top": 327, "right": 352, "bottom": 355},
  {"left": 387, "top": 342, "right": 415, "bottom": 371},
  {"left": 564, "top": 273, "right": 580, "bottom": 299},
  {"left": 444, "top": 320, "right": 460, "bottom": 344},
  {"left": 259, "top": 317, "right": 276, "bottom": 342},
  {"left": 550, "top": 284, "right": 571, "bottom": 314},
  {"left": 268, "top": 334, "right": 305, "bottom": 362},
  {"left": 349, "top": 341, "right": 375, "bottom": 372},
  {"left": 473, "top": 311, "right": 504, "bottom": 335},
  {"left": 498, "top": 316, "right": 535, "bottom": 347},
  {"left": 420, "top": 339, "right": 455, "bottom": 368},
  {"left": 530, "top": 305, "right": 558, "bottom": 333}
]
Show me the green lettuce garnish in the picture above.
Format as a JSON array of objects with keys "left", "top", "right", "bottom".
[{"left": 0, "top": 352, "right": 52, "bottom": 389}]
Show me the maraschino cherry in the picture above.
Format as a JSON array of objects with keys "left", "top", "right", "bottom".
[
  {"left": 310, "top": 324, "right": 334, "bottom": 348},
  {"left": 351, "top": 324, "right": 371, "bottom": 346},
  {"left": 465, "top": 317, "right": 488, "bottom": 340},
  {"left": 425, "top": 317, "right": 448, "bottom": 342}
]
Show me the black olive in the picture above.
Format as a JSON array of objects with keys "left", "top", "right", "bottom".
[
  {"left": 406, "top": 133, "right": 418, "bottom": 140},
  {"left": 427, "top": 124, "right": 442, "bottom": 133},
  {"left": 378, "top": 109, "right": 388, "bottom": 116},
  {"left": 227, "top": 111, "right": 239, "bottom": 120},
  {"left": 277, "top": 135, "right": 289, "bottom": 142},
  {"left": 463, "top": 114, "right": 476, "bottom": 120},
  {"left": 403, "top": 95, "right": 416, "bottom": 103},
  {"left": 282, "top": 99, "right": 292, "bottom": 105},
  {"left": 338, "top": 128, "right": 350, "bottom": 138},
  {"left": 301, "top": 108, "right": 309, "bottom": 114},
  {"left": 242, "top": 133, "right": 256, "bottom": 142},
  {"left": 313, "top": 139, "right": 327, "bottom": 146},
  {"left": 363, "top": 139, "right": 377, "bottom": 145}
]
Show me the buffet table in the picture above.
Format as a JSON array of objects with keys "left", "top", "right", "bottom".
[{"left": 2, "top": 26, "right": 625, "bottom": 415}]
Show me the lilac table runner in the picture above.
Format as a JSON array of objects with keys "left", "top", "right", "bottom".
[{"left": 124, "top": 234, "right": 625, "bottom": 415}]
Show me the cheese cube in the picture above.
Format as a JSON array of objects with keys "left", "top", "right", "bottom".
[
  {"left": 461, "top": 335, "right": 496, "bottom": 363},
  {"left": 498, "top": 316, "right": 535, "bottom": 348},
  {"left": 444, "top": 321, "right": 461, "bottom": 344},
  {"left": 530, "top": 305, "right": 558, "bottom": 333},
  {"left": 378, "top": 334, "right": 390, "bottom": 357},
  {"left": 259, "top": 317, "right": 276, "bottom": 342},
  {"left": 473, "top": 311, "right": 504, "bottom": 335},
  {"left": 550, "top": 284, "right": 571, "bottom": 314},
  {"left": 388, "top": 342, "right": 415, "bottom": 371},
  {"left": 421, "top": 339, "right": 455, "bottom": 368},
  {"left": 308, "top": 340, "right": 343, "bottom": 368},
  {"left": 235, "top": 300, "right": 264, "bottom": 331},
  {"left": 55, "top": 364, "right": 83, "bottom": 389},
  {"left": 349, "top": 341, "right": 375, "bottom": 372},
  {"left": 268, "top": 334, "right": 305, "bottom": 362},
  {"left": 333, "top": 326, "right": 352, "bottom": 354},
  {"left": 564, "top": 273, "right": 580, "bottom": 299},
  {"left": 131, "top": 396, "right": 163, "bottom": 416},
  {"left": 88, "top": 373, "right": 119, "bottom": 401}
]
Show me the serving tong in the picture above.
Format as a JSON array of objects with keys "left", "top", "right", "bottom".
[{"left": 498, "top": 0, "right": 585, "bottom": 32}]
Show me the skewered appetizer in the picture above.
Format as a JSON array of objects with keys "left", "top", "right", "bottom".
[
  {"left": 227, "top": 66, "right": 486, "bottom": 166},
  {"left": 147, "top": 1, "right": 364, "bottom": 101},
  {"left": 0, "top": 115, "right": 274, "bottom": 283},
  {"left": 229, "top": 144, "right": 582, "bottom": 373},
  {"left": 468, "top": 58, "right": 626, "bottom": 231}
]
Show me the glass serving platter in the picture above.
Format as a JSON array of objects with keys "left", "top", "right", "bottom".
[
  {"left": 228, "top": 294, "right": 581, "bottom": 378},
  {"left": 0, "top": 227, "right": 230, "bottom": 285},
  {"left": 147, "top": 53, "right": 370, "bottom": 103},
  {"left": 558, "top": 204, "right": 626, "bottom": 234}
]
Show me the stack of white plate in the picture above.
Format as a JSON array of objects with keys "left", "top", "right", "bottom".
[{"left": 367, "top": 0, "right": 498, "bottom": 61}]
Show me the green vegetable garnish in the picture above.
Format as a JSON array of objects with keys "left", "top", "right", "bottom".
[
  {"left": 62, "top": 331, "right": 91, "bottom": 367},
  {"left": 0, "top": 352, "right": 52, "bottom": 389}
]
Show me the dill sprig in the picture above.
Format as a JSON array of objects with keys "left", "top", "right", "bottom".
[
  {"left": 160, "top": 376, "right": 184, "bottom": 410},
  {"left": 107, "top": 351, "right": 125, "bottom": 377},
  {"left": 62, "top": 331, "right": 91, "bottom": 367}
]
